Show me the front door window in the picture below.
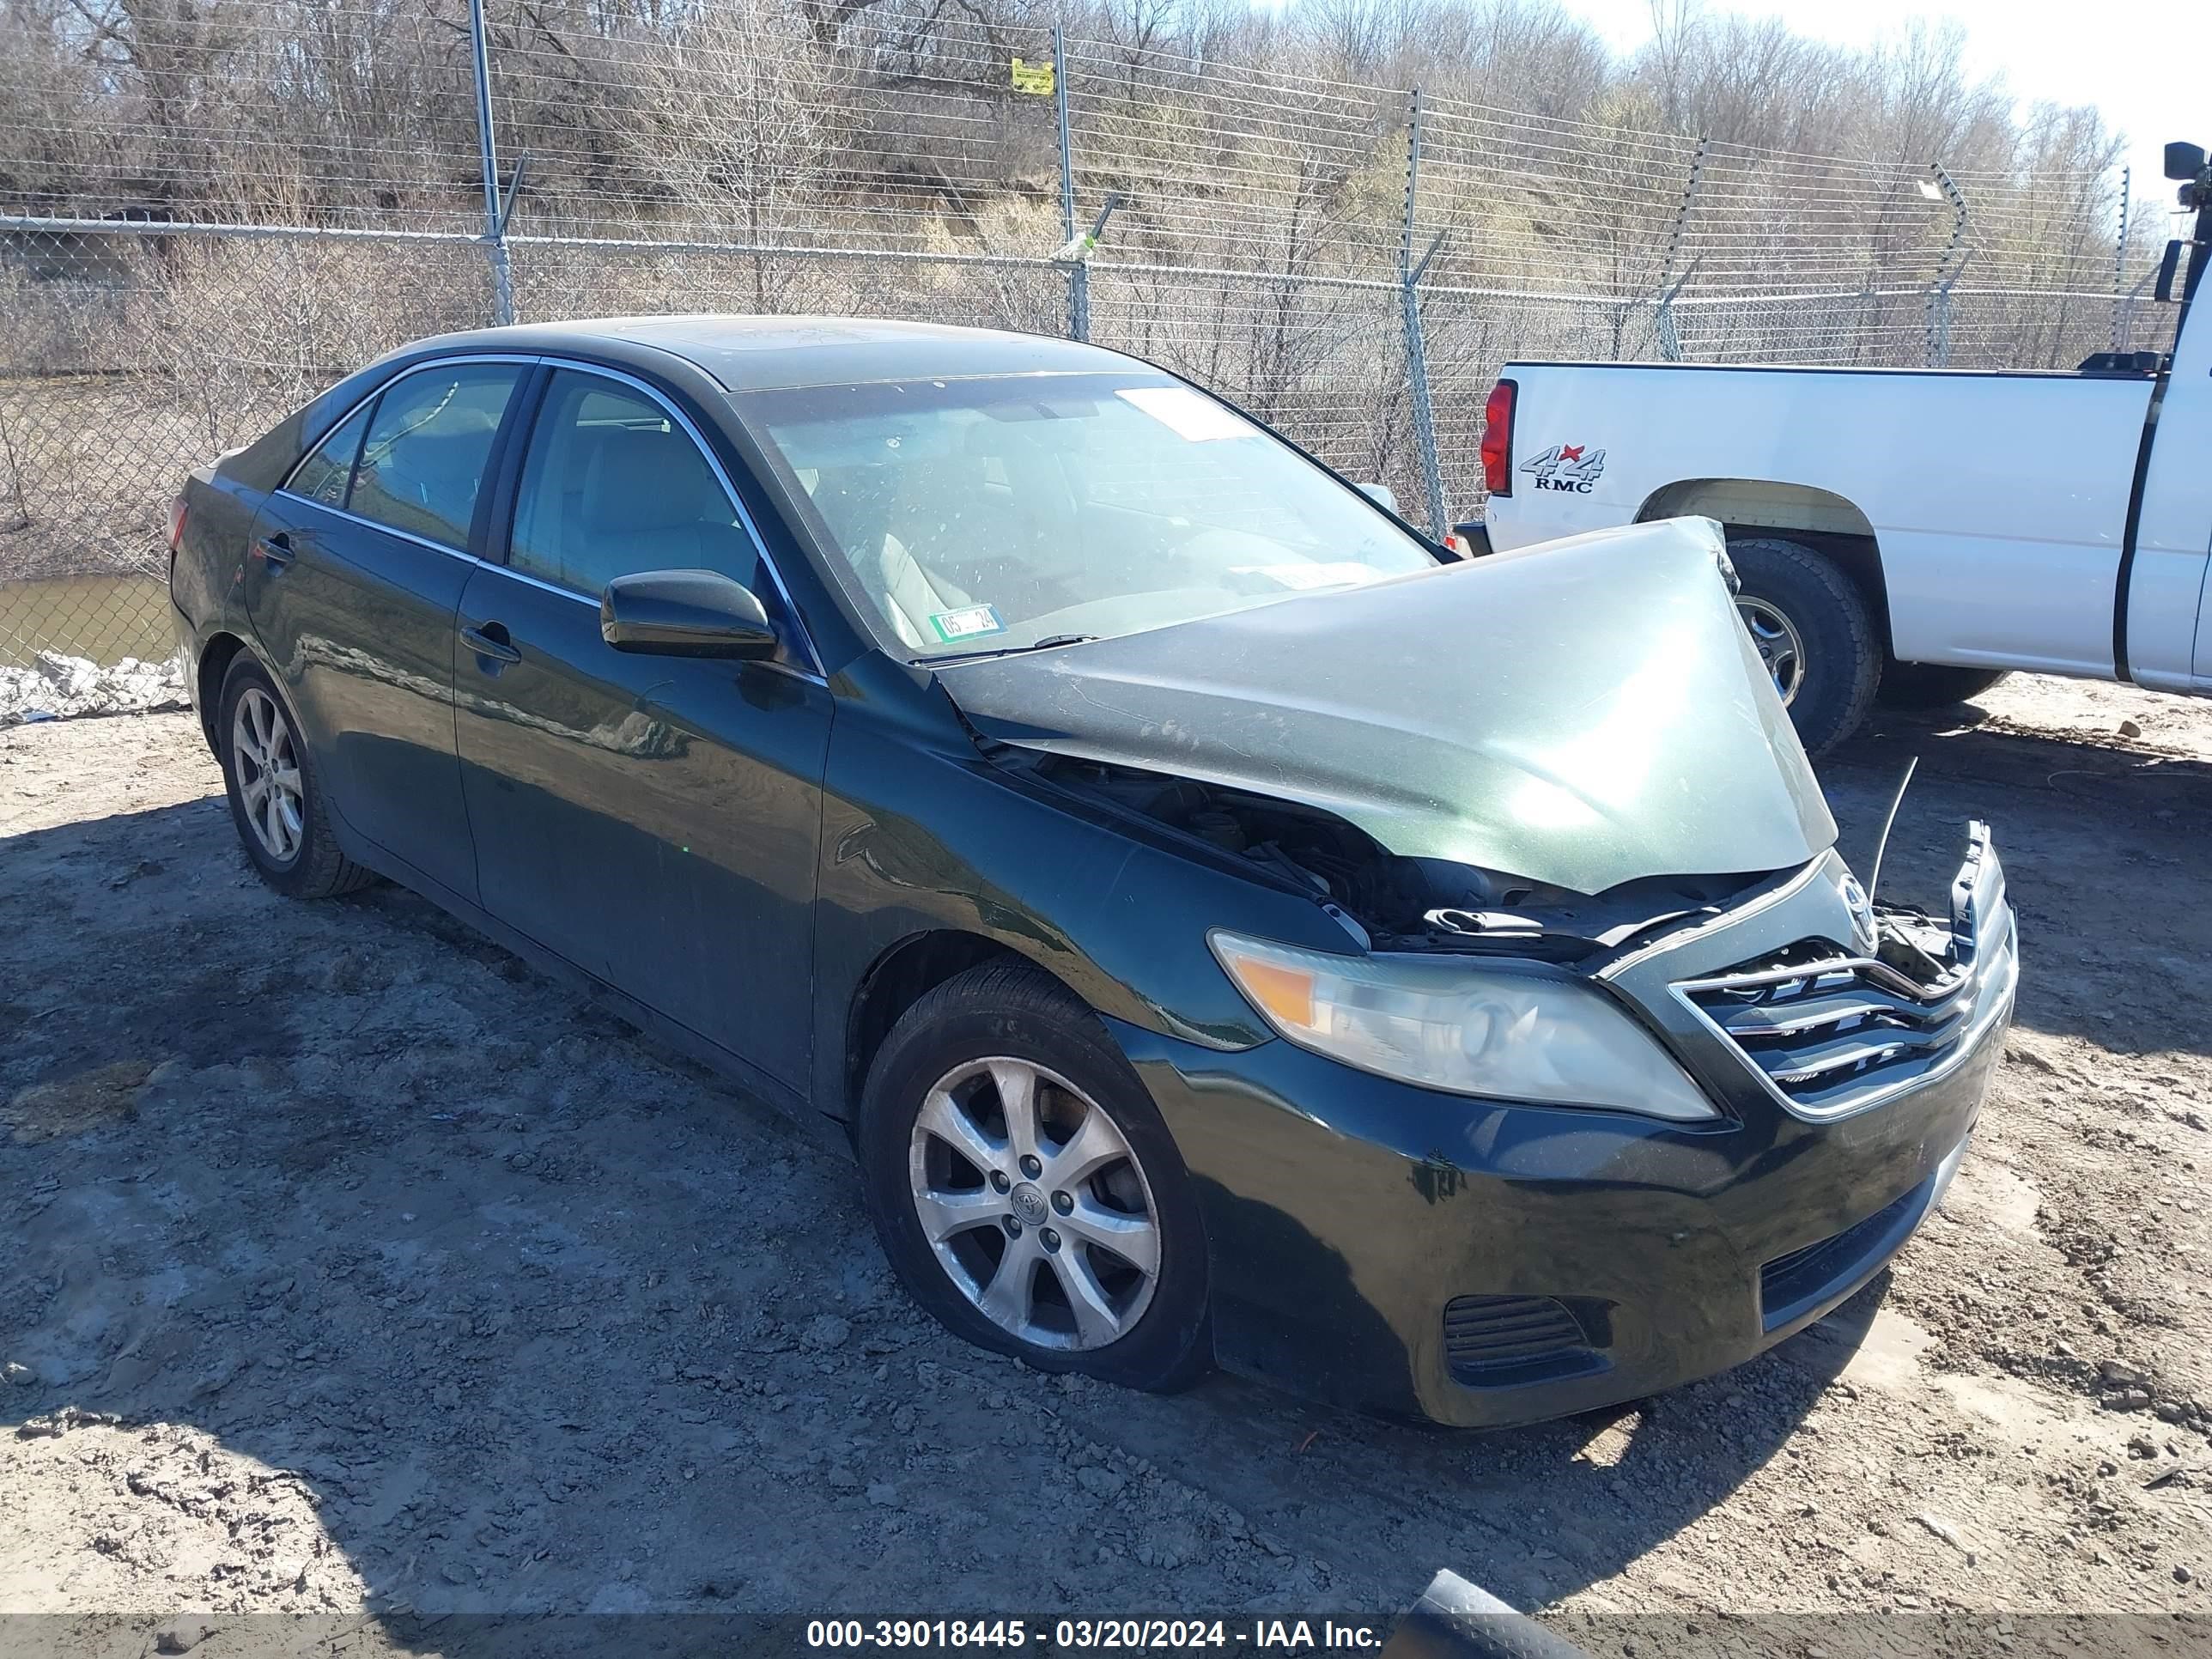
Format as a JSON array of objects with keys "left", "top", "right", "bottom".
[{"left": 508, "top": 370, "right": 769, "bottom": 600}]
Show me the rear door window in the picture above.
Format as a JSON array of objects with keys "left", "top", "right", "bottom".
[
  {"left": 347, "top": 363, "right": 522, "bottom": 550},
  {"left": 286, "top": 402, "right": 372, "bottom": 508}
]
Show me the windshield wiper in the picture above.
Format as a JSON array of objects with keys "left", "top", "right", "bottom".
[{"left": 921, "top": 634, "right": 1100, "bottom": 665}]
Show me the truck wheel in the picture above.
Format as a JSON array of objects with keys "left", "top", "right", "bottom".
[
  {"left": 1725, "top": 537, "right": 1881, "bottom": 758},
  {"left": 1878, "top": 662, "right": 2008, "bottom": 709}
]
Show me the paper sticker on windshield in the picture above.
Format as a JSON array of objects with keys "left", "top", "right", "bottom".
[
  {"left": 1234, "top": 562, "right": 1377, "bottom": 592},
  {"left": 929, "top": 605, "right": 1006, "bottom": 643},
  {"left": 1115, "top": 386, "right": 1260, "bottom": 442}
]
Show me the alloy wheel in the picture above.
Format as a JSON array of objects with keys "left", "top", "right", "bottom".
[
  {"left": 232, "top": 685, "right": 306, "bottom": 862},
  {"left": 907, "top": 1056, "right": 1161, "bottom": 1352},
  {"left": 1738, "top": 596, "right": 1807, "bottom": 707}
]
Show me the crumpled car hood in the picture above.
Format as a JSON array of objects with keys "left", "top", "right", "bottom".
[{"left": 933, "top": 517, "right": 1837, "bottom": 896}]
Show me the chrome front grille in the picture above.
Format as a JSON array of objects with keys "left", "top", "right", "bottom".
[{"left": 1674, "top": 915, "right": 2016, "bottom": 1120}]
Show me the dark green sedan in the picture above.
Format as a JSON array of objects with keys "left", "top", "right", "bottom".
[{"left": 168, "top": 317, "right": 2016, "bottom": 1425}]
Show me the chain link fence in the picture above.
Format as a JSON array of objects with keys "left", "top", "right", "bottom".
[{"left": 0, "top": 0, "right": 2171, "bottom": 706}]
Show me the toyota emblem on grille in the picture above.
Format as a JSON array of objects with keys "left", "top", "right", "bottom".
[{"left": 1838, "top": 874, "right": 1878, "bottom": 953}]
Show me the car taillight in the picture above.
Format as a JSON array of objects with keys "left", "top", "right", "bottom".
[
  {"left": 1480, "top": 379, "right": 1516, "bottom": 497},
  {"left": 167, "top": 494, "right": 189, "bottom": 554}
]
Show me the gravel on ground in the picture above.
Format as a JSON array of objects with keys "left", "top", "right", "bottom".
[{"left": 3, "top": 676, "right": 2209, "bottom": 1656}]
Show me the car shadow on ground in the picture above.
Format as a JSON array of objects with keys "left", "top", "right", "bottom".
[
  {"left": 1036, "top": 1235, "right": 1886, "bottom": 1618},
  {"left": 2, "top": 797, "right": 1902, "bottom": 1645}
]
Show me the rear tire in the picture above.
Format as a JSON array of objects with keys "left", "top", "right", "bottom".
[
  {"left": 1726, "top": 536, "right": 1881, "bottom": 758},
  {"left": 1878, "top": 661, "right": 2008, "bottom": 709},
  {"left": 856, "top": 959, "right": 1211, "bottom": 1393},
  {"left": 216, "top": 654, "right": 374, "bottom": 900}
]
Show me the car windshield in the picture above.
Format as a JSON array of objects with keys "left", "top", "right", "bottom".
[{"left": 733, "top": 372, "right": 1438, "bottom": 658}]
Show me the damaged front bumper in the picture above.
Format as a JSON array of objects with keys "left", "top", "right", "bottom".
[
  {"left": 1115, "top": 827, "right": 2017, "bottom": 1426},
  {"left": 1661, "top": 821, "right": 2015, "bottom": 1127}
]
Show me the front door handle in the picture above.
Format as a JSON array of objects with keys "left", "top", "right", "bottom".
[
  {"left": 251, "top": 532, "right": 294, "bottom": 569},
  {"left": 459, "top": 621, "right": 522, "bottom": 665}
]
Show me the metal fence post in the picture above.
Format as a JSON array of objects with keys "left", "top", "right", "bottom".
[
  {"left": 1654, "top": 137, "right": 1708, "bottom": 362},
  {"left": 1923, "top": 161, "right": 1967, "bottom": 367},
  {"left": 2110, "top": 165, "right": 2131, "bottom": 350},
  {"left": 1053, "top": 23, "right": 1086, "bottom": 342},
  {"left": 1401, "top": 276, "right": 1448, "bottom": 538},
  {"left": 469, "top": 0, "right": 515, "bottom": 326},
  {"left": 1399, "top": 88, "right": 1449, "bottom": 539}
]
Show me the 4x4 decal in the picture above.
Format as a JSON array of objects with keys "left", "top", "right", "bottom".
[{"left": 1520, "top": 443, "right": 1606, "bottom": 493}]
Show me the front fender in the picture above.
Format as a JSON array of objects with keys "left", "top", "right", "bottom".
[{"left": 806, "top": 697, "right": 1355, "bottom": 1119}]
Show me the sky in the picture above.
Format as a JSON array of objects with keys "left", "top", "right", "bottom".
[{"left": 1567, "top": 0, "right": 2209, "bottom": 231}]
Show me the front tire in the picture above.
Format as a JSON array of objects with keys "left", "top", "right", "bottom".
[
  {"left": 1726, "top": 537, "right": 1881, "bottom": 758},
  {"left": 216, "top": 654, "right": 373, "bottom": 899},
  {"left": 857, "top": 960, "right": 1211, "bottom": 1392}
]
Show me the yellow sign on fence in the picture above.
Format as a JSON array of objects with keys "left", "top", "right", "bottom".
[{"left": 1010, "top": 58, "right": 1054, "bottom": 96}]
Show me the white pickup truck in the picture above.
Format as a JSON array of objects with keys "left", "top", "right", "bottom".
[{"left": 1477, "top": 139, "right": 2212, "bottom": 755}]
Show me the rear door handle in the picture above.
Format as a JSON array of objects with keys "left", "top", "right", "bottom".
[
  {"left": 459, "top": 621, "right": 522, "bottom": 665},
  {"left": 251, "top": 532, "right": 294, "bottom": 569}
]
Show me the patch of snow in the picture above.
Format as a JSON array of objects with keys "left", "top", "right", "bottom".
[{"left": 1, "top": 650, "right": 188, "bottom": 722}]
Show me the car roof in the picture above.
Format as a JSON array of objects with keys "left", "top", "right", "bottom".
[{"left": 413, "top": 315, "right": 1146, "bottom": 393}]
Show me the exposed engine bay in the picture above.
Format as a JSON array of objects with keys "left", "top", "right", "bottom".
[{"left": 1022, "top": 753, "right": 1771, "bottom": 961}]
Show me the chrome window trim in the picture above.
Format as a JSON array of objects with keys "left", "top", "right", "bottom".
[
  {"left": 272, "top": 349, "right": 827, "bottom": 684},
  {"left": 276, "top": 352, "right": 541, "bottom": 536},
  {"left": 270, "top": 493, "right": 500, "bottom": 569},
  {"left": 270, "top": 475, "right": 603, "bottom": 612},
  {"left": 456, "top": 549, "right": 604, "bottom": 610},
  {"left": 266, "top": 495, "right": 826, "bottom": 688},
  {"left": 532, "top": 356, "right": 825, "bottom": 679}
]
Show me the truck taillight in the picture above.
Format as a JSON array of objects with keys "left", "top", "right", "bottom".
[
  {"left": 167, "top": 494, "right": 188, "bottom": 554},
  {"left": 1480, "top": 379, "right": 1516, "bottom": 497}
]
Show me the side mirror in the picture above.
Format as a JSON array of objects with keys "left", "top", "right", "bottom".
[
  {"left": 1358, "top": 482, "right": 1399, "bottom": 513},
  {"left": 2165, "top": 141, "right": 2206, "bottom": 181},
  {"left": 600, "top": 568, "right": 780, "bottom": 659}
]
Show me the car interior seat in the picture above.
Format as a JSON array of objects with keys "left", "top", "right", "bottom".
[
  {"left": 807, "top": 463, "right": 973, "bottom": 649},
  {"left": 576, "top": 426, "right": 751, "bottom": 580}
]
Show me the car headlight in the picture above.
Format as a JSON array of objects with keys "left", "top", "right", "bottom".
[{"left": 1209, "top": 930, "right": 1720, "bottom": 1121}]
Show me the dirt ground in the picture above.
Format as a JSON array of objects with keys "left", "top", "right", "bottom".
[{"left": 3, "top": 676, "right": 2210, "bottom": 1658}]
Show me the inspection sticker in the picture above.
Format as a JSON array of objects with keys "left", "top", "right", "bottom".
[
  {"left": 929, "top": 604, "right": 1006, "bottom": 643},
  {"left": 1233, "top": 561, "right": 1377, "bottom": 591},
  {"left": 1115, "top": 385, "right": 1260, "bottom": 442}
]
